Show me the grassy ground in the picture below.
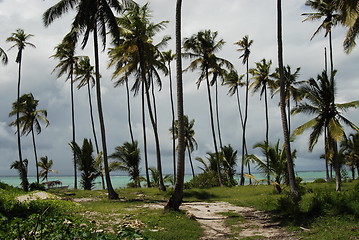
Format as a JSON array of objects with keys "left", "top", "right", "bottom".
[{"left": 1, "top": 180, "right": 358, "bottom": 239}]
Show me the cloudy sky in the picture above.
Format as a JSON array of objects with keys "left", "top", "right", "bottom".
[{"left": 0, "top": 0, "right": 358, "bottom": 177}]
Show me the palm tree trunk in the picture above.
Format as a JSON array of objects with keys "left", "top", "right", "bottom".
[
  {"left": 93, "top": 30, "right": 118, "bottom": 199},
  {"left": 325, "top": 127, "right": 330, "bottom": 182},
  {"left": 329, "top": 31, "right": 334, "bottom": 74},
  {"left": 16, "top": 55, "right": 29, "bottom": 192},
  {"left": 187, "top": 146, "right": 195, "bottom": 178},
  {"left": 206, "top": 73, "right": 223, "bottom": 187},
  {"left": 333, "top": 139, "right": 341, "bottom": 191},
  {"left": 215, "top": 81, "right": 223, "bottom": 149},
  {"left": 31, "top": 127, "right": 39, "bottom": 183},
  {"left": 165, "top": 0, "right": 185, "bottom": 210},
  {"left": 125, "top": 78, "right": 135, "bottom": 144},
  {"left": 240, "top": 60, "right": 250, "bottom": 186},
  {"left": 142, "top": 81, "right": 151, "bottom": 187},
  {"left": 264, "top": 88, "right": 270, "bottom": 185},
  {"left": 87, "top": 83, "right": 104, "bottom": 190},
  {"left": 277, "top": 0, "right": 298, "bottom": 196},
  {"left": 145, "top": 82, "right": 166, "bottom": 191},
  {"left": 70, "top": 70, "right": 77, "bottom": 189},
  {"left": 236, "top": 89, "right": 244, "bottom": 128},
  {"left": 150, "top": 75, "right": 158, "bottom": 124},
  {"left": 168, "top": 61, "right": 176, "bottom": 179}
]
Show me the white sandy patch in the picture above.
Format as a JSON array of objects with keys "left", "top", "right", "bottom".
[{"left": 16, "top": 191, "right": 59, "bottom": 202}]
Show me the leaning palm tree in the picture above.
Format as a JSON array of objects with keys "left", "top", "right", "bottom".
[
  {"left": 303, "top": 0, "right": 341, "bottom": 73},
  {"left": 9, "top": 93, "right": 49, "bottom": 183},
  {"left": 0, "top": 47, "right": 8, "bottom": 65},
  {"left": 162, "top": 50, "right": 176, "bottom": 179},
  {"left": 43, "top": 0, "right": 133, "bottom": 199},
  {"left": 38, "top": 156, "right": 58, "bottom": 182},
  {"left": 292, "top": 70, "right": 359, "bottom": 191},
  {"left": 109, "top": 141, "right": 141, "bottom": 188},
  {"left": 183, "top": 30, "right": 231, "bottom": 187},
  {"left": 235, "top": 35, "right": 253, "bottom": 186},
  {"left": 249, "top": 59, "right": 276, "bottom": 184},
  {"left": 170, "top": 115, "right": 198, "bottom": 178},
  {"left": 6, "top": 29, "right": 35, "bottom": 191},
  {"left": 165, "top": 0, "right": 185, "bottom": 211},
  {"left": 51, "top": 35, "right": 79, "bottom": 189}
]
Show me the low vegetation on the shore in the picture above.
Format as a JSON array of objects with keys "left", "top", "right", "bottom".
[{"left": 0, "top": 180, "right": 358, "bottom": 239}]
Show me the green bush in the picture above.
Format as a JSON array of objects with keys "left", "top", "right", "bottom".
[
  {"left": 29, "top": 182, "right": 46, "bottom": 191},
  {"left": 313, "top": 178, "right": 326, "bottom": 183},
  {"left": 185, "top": 171, "right": 220, "bottom": 189}
]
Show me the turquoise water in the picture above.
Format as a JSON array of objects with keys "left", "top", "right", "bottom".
[{"left": 0, "top": 171, "right": 326, "bottom": 190}]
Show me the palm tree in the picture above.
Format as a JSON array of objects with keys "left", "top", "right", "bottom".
[
  {"left": 9, "top": 93, "right": 49, "bottom": 183},
  {"left": 6, "top": 29, "right": 35, "bottom": 191},
  {"left": 108, "top": 4, "right": 169, "bottom": 191},
  {"left": 43, "top": 0, "right": 133, "bottom": 199},
  {"left": 341, "top": 133, "right": 359, "bottom": 179},
  {"left": 165, "top": 0, "right": 185, "bottom": 211},
  {"left": 303, "top": 0, "right": 340, "bottom": 73},
  {"left": 170, "top": 115, "right": 198, "bottom": 178},
  {"left": 248, "top": 140, "right": 296, "bottom": 193},
  {"left": 183, "top": 29, "right": 231, "bottom": 187},
  {"left": 221, "top": 144, "right": 238, "bottom": 186},
  {"left": 69, "top": 139, "right": 101, "bottom": 190},
  {"left": 109, "top": 141, "right": 141, "bottom": 188},
  {"left": 38, "top": 156, "right": 58, "bottom": 182},
  {"left": 292, "top": 70, "right": 359, "bottom": 191},
  {"left": 249, "top": 59, "right": 275, "bottom": 184},
  {"left": 235, "top": 35, "right": 253, "bottom": 186},
  {"left": 10, "top": 159, "right": 28, "bottom": 189},
  {"left": 74, "top": 56, "right": 100, "bottom": 154},
  {"left": 162, "top": 50, "right": 176, "bottom": 179},
  {"left": 51, "top": 35, "right": 79, "bottom": 189},
  {"left": 0, "top": 47, "right": 8, "bottom": 65}
]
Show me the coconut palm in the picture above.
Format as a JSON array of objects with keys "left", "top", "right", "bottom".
[
  {"left": 183, "top": 29, "right": 231, "bottom": 187},
  {"left": 249, "top": 59, "right": 276, "bottom": 184},
  {"left": 248, "top": 140, "right": 296, "bottom": 193},
  {"left": 9, "top": 93, "right": 49, "bottom": 183},
  {"left": 43, "top": 0, "right": 133, "bottom": 199},
  {"left": 303, "top": 0, "right": 341, "bottom": 73},
  {"left": 69, "top": 139, "right": 101, "bottom": 190},
  {"left": 292, "top": 70, "right": 359, "bottom": 191},
  {"left": 165, "top": 0, "right": 185, "bottom": 211},
  {"left": 38, "top": 156, "right": 58, "bottom": 182},
  {"left": 0, "top": 47, "right": 8, "bottom": 65},
  {"left": 170, "top": 115, "right": 198, "bottom": 178},
  {"left": 108, "top": 3, "right": 169, "bottom": 191},
  {"left": 235, "top": 35, "right": 253, "bottom": 186},
  {"left": 162, "top": 50, "right": 176, "bottom": 178},
  {"left": 341, "top": 133, "right": 359, "bottom": 179},
  {"left": 109, "top": 141, "right": 141, "bottom": 188},
  {"left": 74, "top": 56, "right": 100, "bottom": 154},
  {"left": 51, "top": 35, "right": 79, "bottom": 189},
  {"left": 221, "top": 144, "right": 238, "bottom": 186},
  {"left": 6, "top": 29, "right": 35, "bottom": 191},
  {"left": 10, "top": 159, "right": 28, "bottom": 189}
]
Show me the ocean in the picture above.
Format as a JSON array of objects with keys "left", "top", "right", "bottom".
[{"left": 0, "top": 171, "right": 327, "bottom": 190}]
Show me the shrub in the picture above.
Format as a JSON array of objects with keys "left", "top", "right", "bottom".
[
  {"left": 313, "top": 178, "right": 326, "bottom": 183},
  {"left": 185, "top": 171, "right": 220, "bottom": 189},
  {"left": 29, "top": 182, "right": 46, "bottom": 191}
]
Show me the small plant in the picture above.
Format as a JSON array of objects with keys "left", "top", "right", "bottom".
[
  {"left": 313, "top": 178, "right": 326, "bottom": 183},
  {"left": 29, "top": 182, "right": 46, "bottom": 191}
]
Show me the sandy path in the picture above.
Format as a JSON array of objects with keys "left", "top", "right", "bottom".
[{"left": 149, "top": 202, "right": 299, "bottom": 240}]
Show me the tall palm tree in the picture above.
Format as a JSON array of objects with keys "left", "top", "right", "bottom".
[
  {"left": 74, "top": 56, "right": 100, "bottom": 154},
  {"left": 6, "top": 29, "right": 35, "bottom": 192},
  {"left": 292, "top": 70, "right": 359, "bottom": 191},
  {"left": 303, "top": 0, "right": 340, "bottom": 73},
  {"left": 70, "top": 139, "right": 101, "bottom": 190},
  {"left": 170, "top": 115, "right": 198, "bottom": 178},
  {"left": 235, "top": 35, "right": 253, "bottom": 186},
  {"left": 0, "top": 47, "right": 8, "bottom": 65},
  {"left": 43, "top": 0, "right": 133, "bottom": 199},
  {"left": 109, "top": 141, "right": 141, "bottom": 188},
  {"left": 9, "top": 93, "right": 49, "bottom": 183},
  {"left": 108, "top": 4, "right": 169, "bottom": 191},
  {"left": 183, "top": 29, "right": 231, "bottom": 187},
  {"left": 277, "top": 0, "right": 298, "bottom": 196},
  {"left": 162, "top": 50, "right": 176, "bottom": 179},
  {"left": 165, "top": 0, "right": 185, "bottom": 211},
  {"left": 249, "top": 59, "right": 275, "bottom": 184},
  {"left": 38, "top": 156, "right": 58, "bottom": 182},
  {"left": 51, "top": 36, "right": 79, "bottom": 189}
]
